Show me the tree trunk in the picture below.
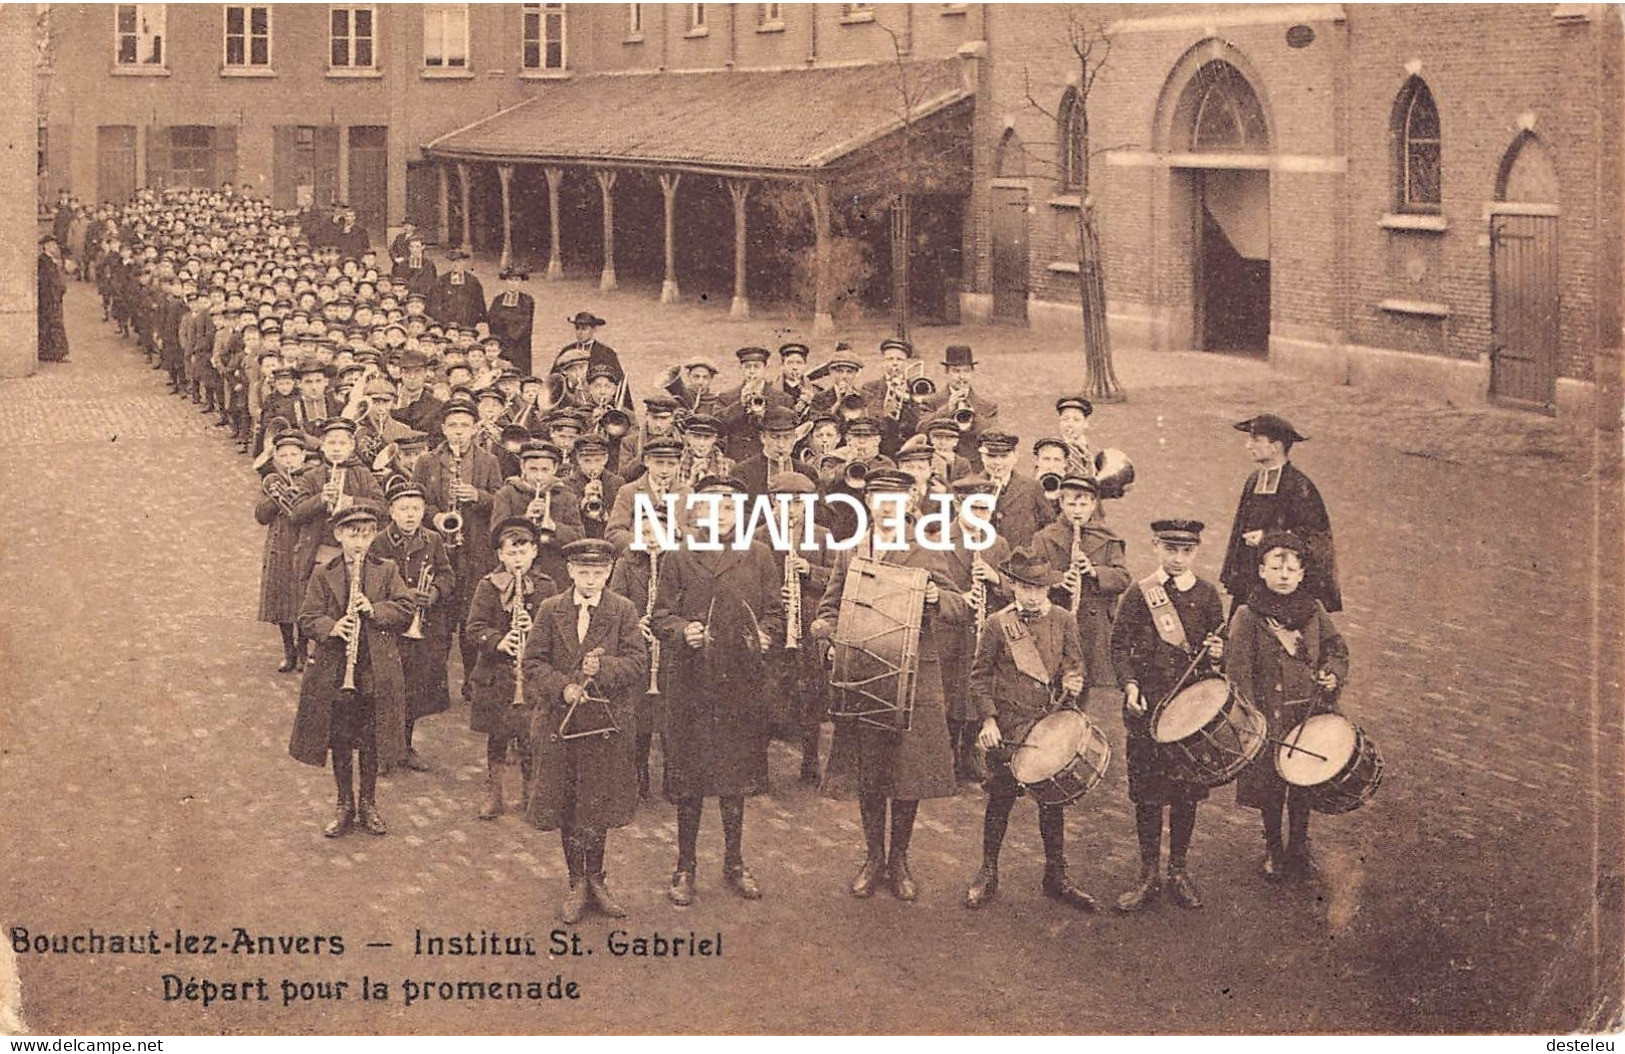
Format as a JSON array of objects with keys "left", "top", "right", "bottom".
[{"left": 1077, "top": 201, "right": 1123, "bottom": 401}]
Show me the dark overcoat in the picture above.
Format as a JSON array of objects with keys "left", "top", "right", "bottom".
[
  {"left": 1110, "top": 576, "right": 1226, "bottom": 805},
  {"left": 1219, "top": 461, "right": 1341, "bottom": 612},
  {"left": 288, "top": 460, "right": 386, "bottom": 585},
  {"left": 1030, "top": 517, "right": 1131, "bottom": 688},
  {"left": 486, "top": 291, "right": 535, "bottom": 374},
  {"left": 606, "top": 551, "right": 664, "bottom": 734},
  {"left": 431, "top": 272, "right": 487, "bottom": 328},
  {"left": 523, "top": 589, "right": 648, "bottom": 831},
  {"left": 368, "top": 525, "right": 457, "bottom": 719},
  {"left": 417, "top": 443, "right": 506, "bottom": 587},
  {"left": 37, "top": 253, "right": 68, "bottom": 362},
  {"left": 653, "top": 542, "right": 785, "bottom": 799},
  {"left": 1227, "top": 602, "right": 1350, "bottom": 810},
  {"left": 932, "top": 529, "right": 1012, "bottom": 723},
  {"left": 816, "top": 542, "right": 964, "bottom": 801},
  {"left": 254, "top": 468, "right": 304, "bottom": 624},
  {"left": 289, "top": 554, "right": 414, "bottom": 768},
  {"left": 464, "top": 568, "right": 559, "bottom": 737}
]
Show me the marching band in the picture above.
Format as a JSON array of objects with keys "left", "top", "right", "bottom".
[{"left": 87, "top": 185, "right": 1366, "bottom": 925}]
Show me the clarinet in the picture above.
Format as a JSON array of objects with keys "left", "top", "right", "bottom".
[
  {"left": 341, "top": 557, "right": 364, "bottom": 692},
  {"left": 644, "top": 549, "right": 662, "bottom": 696},
  {"left": 509, "top": 572, "right": 530, "bottom": 708},
  {"left": 1068, "top": 520, "right": 1091, "bottom": 616},
  {"left": 784, "top": 549, "right": 802, "bottom": 650}
]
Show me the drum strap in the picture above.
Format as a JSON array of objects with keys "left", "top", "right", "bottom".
[
  {"left": 1139, "top": 573, "right": 1190, "bottom": 652},
  {"left": 998, "top": 609, "right": 1052, "bottom": 685}
]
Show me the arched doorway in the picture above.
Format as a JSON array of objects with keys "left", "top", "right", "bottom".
[
  {"left": 989, "top": 128, "right": 1030, "bottom": 323},
  {"left": 1154, "top": 48, "right": 1273, "bottom": 355},
  {"left": 1490, "top": 132, "right": 1560, "bottom": 410}
]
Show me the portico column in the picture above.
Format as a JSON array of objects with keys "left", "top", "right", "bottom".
[
  {"left": 544, "top": 166, "right": 564, "bottom": 279},
  {"left": 497, "top": 163, "right": 514, "bottom": 269},
  {"left": 727, "top": 178, "right": 751, "bottom": 320},
  {"left": 595, "top": 168, "right": 618, "bottom": 291},
  {"left": 659, "top": 172, "right": 683, "bottom": 303},
  {"left": 809, "top": 180, "right": 834, "bottom": 333},
  {"left": 436, "top": 163, "right": 450, "bottom": 245},
  {"left": 456, "top": 161, "right": 472, "bottom": 250}
]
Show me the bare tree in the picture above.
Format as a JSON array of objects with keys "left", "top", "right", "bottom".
[{"left": 1023, "top": 12, "right": 1127, "bottom": 402}]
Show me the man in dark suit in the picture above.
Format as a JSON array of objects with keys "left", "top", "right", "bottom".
[
  {"left": 733, "top": 405, "right": 802, "bottom": 500},
  {"left": 860, "top": 338, "right": 929, "bottom": 458},
  {"left": 389, "top": 349, "right": 446, "bottom": 435},
  {"left": 552, "top": 311, "right": 626, "bottom": 391},
  {"left": 388, "top": 220, "right": 418, "bottom": 268},
  {"left": 963, "top": 430, "right": 1055, "bottom": 550},
  {"left": 1218, "top": 414, "right": 1341, "bottom": 612},
  {"left": 925, "top": 344, "right": 1000, "bottom": 465},
  {"left": 431, "top": 250, "right": 487, "bottom": 330},
  {"left": 392, "top": 233, "right": 438, "bottom": 298},
  {"left": 332, "top": 204, "right": 371, "bottom": 260},
  {"left": 487, "top": 267, "right": 536, "bottom": 375}
]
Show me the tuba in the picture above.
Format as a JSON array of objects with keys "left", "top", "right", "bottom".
[{"left": 263, "top": 472, "right": 299, "bottom": 516}]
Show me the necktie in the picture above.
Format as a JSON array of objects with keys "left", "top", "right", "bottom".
[{"left": 576, "top": 600, "right": 593, "bottom": 643}]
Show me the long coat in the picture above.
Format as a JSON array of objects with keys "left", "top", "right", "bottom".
[
  {"left": 289, "top": 555, "right": 414, "bottom": 768},
  {"left": 368, "top": 525, "right": 457, "bottom": 719},
  {"left": 1029, "top": 517, "right": 1131, "bottom": 688},
  {"left": 486, "top": 291, "right": 535, "bottom": 374},
  {"left": 37, "top": 252, "right": 68, "bottom": 362},
  {"left": 983, "top": 471, "right": 1057, "bottom": 550},
  {"left": 288, "top": 460, "right": 386, "bottom": 585},
  {"left": 1219, "top": 461, "right": 1341, "bottom": 612},
  {"left": 931, "top": 529, "right": 1012, "bottom": 722},
  {"left": 816, "top": 542, "right": 965, "bottom": 801},
  {"left": 254, "top": 469, "right": 304, "bottom": 624},
  {"left": 1110, "top": 575, "right": 1226, "bottom": 805},
  {"left": 607, "top": 551, "right": 664, "bottom": 734},
  {"left": 1227, "top": 601, "right": 1350, "bottom": 810},
  {"left": 417, "top": 442, "right": 506, "bottom": 589},
  {"left": 431, "top": 271, "right": 487, "bottom": 329},
  {"left": 653, "top": 542, "right": 786, "bottom": 800},
  {"left": 490, "top": 480, "right": 583, "bottom": 587},
  {"left": 523, "top": 589, "right": 648, "bottom": 831},
  {"left": 464, "top": 568, "right": 559, "bottom": 736}
]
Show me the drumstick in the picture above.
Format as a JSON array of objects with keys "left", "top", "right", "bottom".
[{"left": 1153, "top": 609, "right": 1235, "bottom": 715}]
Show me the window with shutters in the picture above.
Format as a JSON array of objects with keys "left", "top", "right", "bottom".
[
  {"left": 330, "top": 4, "right": 375, "bottom": 69},
  {"left": 424, "top": 4, "right": 469, "bottom": 69},
  {"left": 115, "top": 4, "right": 166, "bottom": 67},
  {"left": 223, "top": 5, "right": 271, "bottom": 68},
  {"left": 1393, "top": 77, "right": 1442, "bottom": 213},
  {"left": 522, "top": 3, "right": 566, "bottom": 71}
]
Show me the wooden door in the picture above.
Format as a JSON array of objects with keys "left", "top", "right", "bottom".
[
  {"left": 348, "top": 126, "right": 388, "bottom": 240},
  {"left": 990, "top": 184, "right": 1029, "bottom": 323},
  {"left": 1490, "top": 213, "right": 1559, "bottom": 411},
  {"left": 97, "top": 126, "right": 136, "bottom": 205}
]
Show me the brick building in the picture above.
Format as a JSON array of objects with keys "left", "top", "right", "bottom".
[{"left": 37, "top": 4, "right": 1622, "bottom": 417}]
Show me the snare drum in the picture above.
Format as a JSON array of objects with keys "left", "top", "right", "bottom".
[
  {"left": 1276, "top": 713, "right": 1383, "bottom": 814},
  {"left": 1009, "top": 710, "right": 1112, "bottom": 807},
  {"left": 1151, "top": 678, "right": 1267, "bottom": 788}
]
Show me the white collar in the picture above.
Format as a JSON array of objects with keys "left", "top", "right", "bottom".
[
  {"left": 1160, "top": 569, "right": 1197, "bottom": 592},
  {"left": 572, "top": 591, "right": 601, "bottom": 608}
]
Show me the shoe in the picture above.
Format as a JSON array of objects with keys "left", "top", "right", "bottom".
[
  {"left": 402, "top": 749, "right": 432, "bottom": 772},
  {"left": 322, "top": 801, "right": 355, "bottom": 838},
  {"left": 888, "top": 853, "right": 917, "bottom": 902},
  {"left": 667, "top": 869, "right": 696, "bottom": 907},
  {"left": 963, "top": 864, "right": 999, "bottom": 909},
  {"left": 724, "top": 864, "right": 763, "bottom": 900},
  {"left": 478, "top": 767, "right": 506, "bottom": 820},
  {"left": 1262, "top": 845, "right": 1284, "bottom": 884},
  {"left": 277, "top": 651, "right": 298, "bottom": 674},
  {"left": 1042, "top": 868, "right": 1097, "bottom": 913},
  {"left": 587, "top": 874, "right": 627, "bottom": 918},
  {"left": 357, "top": 800, "right": 388, "bottom": 836},
  {"left": 1166, "top": 868, "right": 1203, "bottom": 910},
  {"left": 1115, "top": 869, "right": 1162, "bottom": 913},
  {"left": 558, "top": 879, "right": 589, "bottom": 924},
  {"left": 849, "top": 857, "right": 887, "bottom": 899}
]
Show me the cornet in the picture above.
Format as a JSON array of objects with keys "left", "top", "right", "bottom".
[
  {"left": 432, "top": 510, "right": 464, "bottom": 548},
  {"left": 842, "top": 460, "right": 871, "bottom": 490},
  {"left": 1039, "top": 472, "right": 1064, "bottom": 502},
  {"left": 403, "top": 563, "right": 433, "bottom": 640}
]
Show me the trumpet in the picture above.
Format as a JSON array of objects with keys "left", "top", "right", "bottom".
[
  {"left": 644, "top": 549, "right": 662, "bottom": 696},
  {"left": 842, "top": 459, "right": 871, "bottom": 490},
  {"left": 952, "top": 405, "right": 977, "bottom": 432},
  {"left": 508, "top": 572, "right": 531, "bottom": 709},
  {"left": 322, "top": 462, "right": 347, "bottom": 514},
  {"left": 599, "top": 407, "right": 633, "bottom": 439},
  {"left": 432, "top": 510, "right": 464, "bottom": 548},
  {"left": 744, "top": 391, "right": 767, "bottom": 416},
  {"left": 341, "top": 557, "right": 365, "bottom": 693},
  {"left": 263, "top": 472, "right": 299, "bottom": 516},
  {"left": 1039, "top": 472, "right": 1064, "bottom": 502},
  {"left": 403, "top": 562, "right": 433, "bottom": 640},
  {"left": 907, "top": 374, "right": 937, "bottom": 399},
  {"left": 1065, "top": 519, "right": 1092, "bottom": 616}
]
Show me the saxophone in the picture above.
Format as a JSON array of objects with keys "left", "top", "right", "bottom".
[
  {"left": 341, "top": 557, "right": 365, "bottom": 693},
  {"left": 644, "top": 549, "right": 662, "bottom": 696},
  {"left": 508, "top": 572, "right": 530, "bottom": 708}
]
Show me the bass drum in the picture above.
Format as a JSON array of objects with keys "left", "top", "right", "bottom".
[{"left": 828, "top": 557, "right": 928, "bottom": 732}]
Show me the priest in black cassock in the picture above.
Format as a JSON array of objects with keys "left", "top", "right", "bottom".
[
  {"left": 487, "top": 267, "right": 536, "bottom": 375},
  {"left": 431, "top": 249, "right": 487, "bottom": 330},
  {"left": 1218, "top": 414, "right": 1341, "bottom": 612}
]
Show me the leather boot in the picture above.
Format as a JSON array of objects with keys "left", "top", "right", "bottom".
[
  {"left": 1262, "top": 841, "right": 1285, "bottom": 883},
  {"left": 849, "top": 856, "right": 887, "bottom": 899},
  {"left": 1285, "top": 842, "right": 1320, "bottom": 884},
  {"left": 323, "top": 798, "right": 355, "bottom": 838},
  {"left": 478, "top": 764, "right": 505, "bottom": 820},
  {"left": 582, "top": 831, "right": 626, "bottom": 917},
  {"left": 1114, "top": 867, "right": 1161, "bottom": 913},
  {"left": 1042, "top": 864, "right": 1097, "bottom": 912},
  {"left": 559, "top": 837, "right": 589, "bottom": 925},
  {"left": 356, "top": 799, "right": 388, "bottom": 836},
  {"left": 724, "top": 863, "right": 763, "bottom": 900},
  {"left": 888, "top": 852, "right": 918, "bottom": 902},
  {"left": 963, "top": 863, "right": 999, "bottom": 909},
  {"left": 1166, "top": 867, "right": 1203, "bottom": 909},
  {"left": 277, "top": 640, "right": 298, "bottom": 674},
  {"left": 667, "top": 869, "right": 696, "bottom": 907}
]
